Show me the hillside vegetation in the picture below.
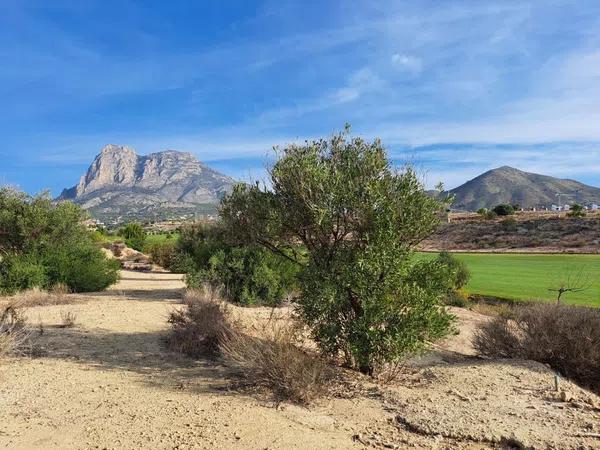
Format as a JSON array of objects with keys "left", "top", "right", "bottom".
[{"left": 422, "top": 213, "right": 600, "bottom": 252}]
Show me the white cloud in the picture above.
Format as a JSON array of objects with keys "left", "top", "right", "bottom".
[{"left": 390, "top": 53, "right": 422, "bottom": 74}]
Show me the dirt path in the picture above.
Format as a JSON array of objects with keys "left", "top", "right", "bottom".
[{"left": 1, "top": 271, "right": 599, "bottom": 449}]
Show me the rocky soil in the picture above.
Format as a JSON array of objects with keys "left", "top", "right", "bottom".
[
  {"left": 421, "top": 214, "right": 600, "bottom": 253},
  {"left": 1, "top": 272, "right": 598, "bottom": 449}
]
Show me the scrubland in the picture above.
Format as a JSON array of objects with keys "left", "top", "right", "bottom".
[{"left": 1, "top": 271, "right": 599, "bottom": 449}]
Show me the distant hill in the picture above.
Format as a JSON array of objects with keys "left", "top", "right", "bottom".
[
  {"left": 59, "top": 144, "right": 236, "bottom": 223},
  {"left": 449, "top": 166, "right": 600, "bottom": 211}
]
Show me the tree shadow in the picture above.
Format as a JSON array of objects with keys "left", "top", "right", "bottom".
[
  {"left": 409, "top": 348, "right": 554, "bottom": 376},
  {"left": 82, "top": 289, "right": 184, "bottom": 302},
  {"left": 32, "top": 325, "right": 236, "bottom": 396}
]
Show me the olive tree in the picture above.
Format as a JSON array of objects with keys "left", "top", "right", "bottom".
[{"left": 220, "top": 129, "right": 454, "bottom": 374}]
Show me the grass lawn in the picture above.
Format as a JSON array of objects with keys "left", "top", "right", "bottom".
[
  {"left": 418, "top": 253, "right": 600, "bottom": 307},
  {"left": 145, "top": 233, "right": 179, "bottom": 246}
]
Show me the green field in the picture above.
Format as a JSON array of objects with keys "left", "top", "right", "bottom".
[
  {"left": 144, "top": 233, "right": 179, "bottom": 246},
  {"left": 418, "top": 253, "right": 600, "bottom": 307}
]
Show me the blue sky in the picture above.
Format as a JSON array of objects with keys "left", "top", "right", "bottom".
[{"left": 2, "top": 0, "right": 600, "bottom": 194}]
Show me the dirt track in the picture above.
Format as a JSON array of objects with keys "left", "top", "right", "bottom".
[{"left": 1, "top": 271, "right": 598, "bottom": 449}]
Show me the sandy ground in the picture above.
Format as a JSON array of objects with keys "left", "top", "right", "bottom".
[{"left": 1, "top": 271, "right": 599, "bottom": 449}]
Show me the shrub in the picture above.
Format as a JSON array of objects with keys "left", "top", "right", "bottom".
[
  {"left": 474, "top": 303, "right": 600, "bottom": 391},
  {"left": 493, "top": 204, "right": 515, "bottom": 216},
  {"left": 2, "top": 287, "right": 74, "bottom": 307},
  {"left": 220, "top": 318, "right": 331, "bottom": 405},
  {"left": 220, "top": 127, "right": 454, "bottom": 374},
  {"left": 0, "top": 305, "right": 31, "bottom": 357},
  {"left": 0, "top": 254, "right": 47, "bottom": 294},
  {"left": 166, "top": 289, "right": 233, "bottom": 358},
  {"left": 0, "top": 188, "right": 118, "bottom": 294},
  {"left": 435, "top": 251, "right": 471, "bottom": 290},
  {"left": 42, "top": 240, "right": 120, "bottom": 292},
  {"left": 168, "top": 289, "right": 331, "bottom": 404},
  {"left": 484, "top": 210, "right": 497, "bottom": 220},
  {"left": 59, "top": 310, "right": 77, "bottom": 328},
  {"left": 408, "top": 252, "right": 470, "bottom": 305},
  {"left": 446, "top": 289, "right": 470, "bottom": 307},
  {"left": 500, "top": 217, "right": 517, "bottom": 232},
  {"left": 146, "top": 240, "right": 177, "bottom": 269},
  {"left": 176, "top": 223, "right": 299, "bottom": 306},
  {"left": 567, "top": 204, "right": 586, "bottom": 218},
  {"left": 118, "top": 223, "right": 146, "bottom": 251}
]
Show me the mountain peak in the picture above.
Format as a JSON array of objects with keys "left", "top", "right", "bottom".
[
  {"left": 100, "top": 144, "right": 135, "bottom": 154},
  {"left": 450, "top": 167, "right": 600, "bottom": 211},
  {"left": 59, "top": 145, "right": 236, "bottom": 222}
]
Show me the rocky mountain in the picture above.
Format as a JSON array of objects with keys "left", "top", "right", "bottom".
[
  {"left": 449, "top": 166, "right": 600, "bottom": 211},
  {"left": 59, "top": 144, "right": 236, "bottom": 222}
]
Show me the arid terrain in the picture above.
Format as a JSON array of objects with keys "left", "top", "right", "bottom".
[
  {"left": 1, "top": 271, "right": 599, "bottom": 449},
  {"left": 421, "top": 212, "right": 600, "bottom": 253}
]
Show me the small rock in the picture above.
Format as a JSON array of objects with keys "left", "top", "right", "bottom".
[{"left": 560, "top": 391, "right": 572, "bottom": 402}]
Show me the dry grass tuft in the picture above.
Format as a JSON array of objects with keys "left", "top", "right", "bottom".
[
  {"left": 50, "top": 283, "right": 71, "bottom": 296},
  {"left": 0, "top": 286, "right": 76, "bottom": 308},
  {"left": 474, "top": 302, "right": 600, "bottom": 391},
  {"left": 59, "top": 310, "right": 77, "bottom": 328},
  {"left": 0, "top": 305, "right": 32, "bottom": 357},
  {"left": 219, "top": 316, "right": 332, "bottom": 405},
  {"left": 168, "top": 289, "right": 333, "bottom": 404},
  {"left": 167, "top": 288, "right": 233, "bottom": 358}
]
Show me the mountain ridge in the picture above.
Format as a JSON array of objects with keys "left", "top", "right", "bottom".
[
  {"left": 448, "top": 166, "right": 600, "bottom": 211},
  {"left": 59, "top": 144, "right": 236, "bottom": 222}
]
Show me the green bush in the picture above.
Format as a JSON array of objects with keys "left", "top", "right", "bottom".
[
  {"left": 118, "top": 223, "right": 146, "bottom": 251},
  {"left": 220, "top": 127, "right": 454, "bottom": 374},
  {"left": 435, "top": 251, "right": 471, "bottom": 290},
  {"left": 146, "top": 240, "right": 177, "bottom": 269},
  {"left": 409, "top": 252, "right": 471, "bottom": 305},
  {"left": 0, "top": 253, "right": 47, "bottom": 294},
  {"left": 567, "top": 203, "right": 586, "bottom": 217},
  {"left": 493, "top": 203, "right": 515, "bottom": 216},
  {"left": 484, "top": 210, "right": 497, "bottom": 220},
  {"left": 42, "top": 242, "right": 120, "bottom": 292},
  {"left": 176, "top": 223, "right": 298, "bottom": 306},
  {"left": 0, "top": 188, "right": 119, "bottom": 294}
]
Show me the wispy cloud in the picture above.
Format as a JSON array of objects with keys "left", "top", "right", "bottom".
[
  {"left": 390, "top": 54, "right": 422, "bottom": 75},
  {"left": 3, "top": 0, "right": 600, "bottom": 194}
]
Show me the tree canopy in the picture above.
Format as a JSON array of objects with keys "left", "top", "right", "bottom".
[{"left": 220, "top": 128, "right": 454, "bottom": 374}]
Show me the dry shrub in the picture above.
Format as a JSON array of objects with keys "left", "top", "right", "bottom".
[
  {"left": 59, "top": 310, "right": 77, "bottom": 328},
  {"left": 0, "top": 305, "right": 31, "bottom": 357},
  {"left": 167, "top": 289, "right": 233, "bottom": 358},
  {"left": 372, "top": 362, "right": 408, "bottom": 384},
  {"left": 167, "top": 289, "right": 332, "bottom": 404},
  {"left": 474, "top": 303, "right": 600, "bottom": 391},
  {"left": 50, "top": 283, "right": 70, "bottom": 296},
  {"left": 219, "top": 317, "right": 332, "bottom": 405},
  {"left": 1, "top": 287, "right": 74, "bottom": 308},
  {"left": 470, "top": 301, "right": 513, "bottom": 317}
]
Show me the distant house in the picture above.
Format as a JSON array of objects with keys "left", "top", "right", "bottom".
[
  {"left": 592, "top": 204, "right": 599, "bottom": 210},
  {"left": 563, "top": 204, "right": 571, "bottom": 211},
  {"left": 551, "top": 204, "right": 561, "bottom": 211}
]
